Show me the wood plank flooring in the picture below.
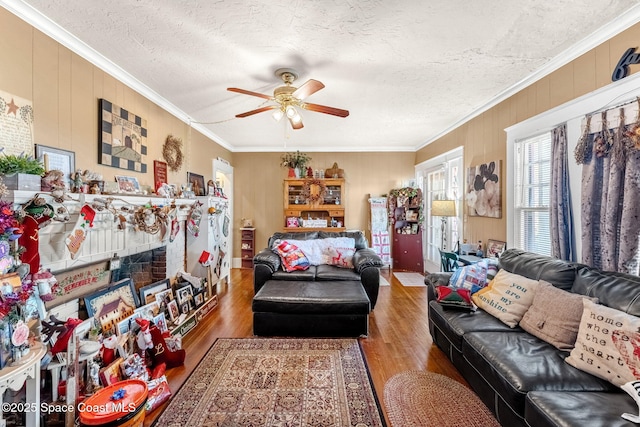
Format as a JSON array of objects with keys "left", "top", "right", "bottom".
[{"left": 143, "top": 268, "right": 465, "bottom": 426}]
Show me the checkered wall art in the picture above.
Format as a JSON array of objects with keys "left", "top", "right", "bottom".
[{"left": 98, "top": 99, "right": 147, "bottom": 173}]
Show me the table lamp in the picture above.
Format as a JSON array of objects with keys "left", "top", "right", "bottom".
[{"left": 431, "top": 200, "right": 456, "bottom": 250}]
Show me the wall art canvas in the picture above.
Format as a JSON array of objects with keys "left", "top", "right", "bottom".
[
  {"left": 84, "top": 278, "right": 139, "bottom": 333},
  {"left": 0, "top": 90, "right": 34, "bottom": 156},
  {"left": 98, "top": 99, "right": 147, "bottom": 173},
  {"left": 466, "top": 160, "right": 501, "bottom": 218}
]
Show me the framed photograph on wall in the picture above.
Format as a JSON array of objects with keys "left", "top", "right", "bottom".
[
  {"left": 187, "top": 172, "right": 206, "bottom": 196},
  {"left": 35, "top": 144, "right": 75, "bottom": 190}
]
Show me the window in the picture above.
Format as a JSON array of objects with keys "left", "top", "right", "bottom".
[{"left": 514, "top": 132, "right": 551, "bottom": 255}]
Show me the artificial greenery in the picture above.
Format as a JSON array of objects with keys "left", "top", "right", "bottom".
[
  {"left": 281, "top": 150, "right": 312, "bottom": 170},
  {"left": 0, "top": 153, "right": 45, "bottom": 176}
]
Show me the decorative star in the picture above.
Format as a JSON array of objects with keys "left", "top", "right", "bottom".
[{"left": 6, "top": 98, "right": 18, "bottom": 116}]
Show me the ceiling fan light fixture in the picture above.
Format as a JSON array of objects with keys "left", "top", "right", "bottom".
[
  {"left": 291, "top": 112, "right": 302, "bottom": 124},
  {"left": 272, "top": 109, "right": 284, "bottom": 121},
  {"left": 286, "top": 105, "right": 297, "bottom": 119}
]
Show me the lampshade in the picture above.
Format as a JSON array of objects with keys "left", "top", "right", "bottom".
[
  {"left": 272, "top": 109, "right": 284, "bottom": 121},
  {"left": 431, "top": 200, "right": 456, "bottom": 217}
]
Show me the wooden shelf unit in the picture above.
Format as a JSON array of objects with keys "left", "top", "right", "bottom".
[
  {"left": 283, "top": 178, "right": 346, "bottom": 232},
  {"left": 240, "top": 227, "right": 255, "bottom": 269},
  {"left": 389, "top": 188, "right": 423, "bottom": 272}
]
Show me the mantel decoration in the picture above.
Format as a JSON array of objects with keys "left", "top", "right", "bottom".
[
  {"left": 163, "top": 135, "right": 184, "bottom": 172},
  {"left": 281, "top": 151, "right": 311, "bottom": 178},
  {"left": 302, "top": 178, "right": 327, "bottom": 205}
]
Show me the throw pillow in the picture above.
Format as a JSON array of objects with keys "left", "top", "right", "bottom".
[
  {"left": 272, "top": 240, "right": 310, "bottom": 272},
  {"left": 484, "top": 258, "right": 500, "bottom": 281},
  {"left": 449, "top": 262, "right": 488, "bottom": 293},
  {"left": 520, "top": 280, "right": 596, "bottom": 351},
  {"left": 323, "top": 246, "right": 356, "bottom": 268},
  {"left": 566, "top": 300, "right": 640, "bottom": 386},
  {"left": 436, "top": 285, "right": 476, "bottom": 311},
  {"left": 472, "top": 269, "right": 539, "bottom": 328}
]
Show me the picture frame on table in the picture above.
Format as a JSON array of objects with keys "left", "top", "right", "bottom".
[
  {"left": 35, "top": 144, "right": 76, "bottom": 190},
  {"left": 114, "top": 175, "right": 140, "bottom": 193},
  {"left": 139, "top": 278, "right": 170, "bottom": 305},
  {"left": 194, "top": 291, "right": 205, "bottom": 308},
  {"left": 166, "top": 299, "right": 180, "bottom": 322},
  {"left": 134, "top": 301, "right": 160, "bottom": 320},
  {"left": 187, "top": 172, "right": 206, "bottom": 197},
  {"left": 153, "top": 312, "right": 168, "bottom": 333},
  {"left": 84, "top": 278, "right": 139, "bottom": 332},
  {"left": 176, "top": 284, "right": 194, "bottom": 308},
  {"left": 486, "top": 239, "right": 507, "bottom": 258}
]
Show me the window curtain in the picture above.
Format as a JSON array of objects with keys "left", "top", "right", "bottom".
[
  {"left": 575, "top": 101, "right": 640, "bottom": 274},
  {"left": 550, "top": 124, "right": 575, "bottom": 261}
]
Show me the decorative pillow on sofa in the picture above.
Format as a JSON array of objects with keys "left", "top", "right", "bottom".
[
  {"left": 436, "top": 286, "right": 476, "bottom": 311},
  {"left": 272, "top": 240, "right": 310, "bottom": 272},
  {"left": 449, "top": 258, "right": 500, "bottom": 294},
  {"left": 520, "top": 280, "right": 596, "bottom": 351},
  {"left": 471, "top": 269, "right": 538, "bottom": 328},
  {"left": 320, "top": 237, "right": 356, "bottom": 268},
  {"left": 566, "top": 299, "right": 640, "bottom": 386}
]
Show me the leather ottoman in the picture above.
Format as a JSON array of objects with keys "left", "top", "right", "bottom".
[{"left": 252, "top": 280, "right": 371, "bottom": 337}]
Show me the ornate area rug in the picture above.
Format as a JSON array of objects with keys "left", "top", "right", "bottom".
[
  {"left": 153, "top": 338, "right": 386, "bottom": 427},
  {"left": 392, "top": 272, "right": 425, "bottom": 287}
]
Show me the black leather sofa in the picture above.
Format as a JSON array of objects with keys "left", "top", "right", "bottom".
[
  {"left": 425, "top": 248, "right": 640, "bottom": 427},
  {"left": 252, "top": 230, "right": 384, "bottom": 336}
]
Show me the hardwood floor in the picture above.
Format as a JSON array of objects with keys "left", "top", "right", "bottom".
[{"left": 143, "top": 268, "right": 465, "bottom": 426}]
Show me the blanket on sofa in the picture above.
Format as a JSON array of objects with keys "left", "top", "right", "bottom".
[{"left": 276, "top": 237, "right": 356, "bottom": 267}]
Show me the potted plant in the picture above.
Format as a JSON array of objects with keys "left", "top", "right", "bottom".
[
  {"left": 281, "top": 151, "right": 311, "bottom": 178},
  {"left": 0, "top": 152, "right": 45, "bottom": 191}
]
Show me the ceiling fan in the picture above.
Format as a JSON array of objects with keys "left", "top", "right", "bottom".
[{"left": 227, "top": 68, "right": 349, "bottom": 130}]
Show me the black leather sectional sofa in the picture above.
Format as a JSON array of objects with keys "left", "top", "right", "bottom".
[
  {"left": 252, "top": 230, "right": 383, "bottom": 336},
  {"left": 425, "top": 248, "right": 640, "bottom": 427}
]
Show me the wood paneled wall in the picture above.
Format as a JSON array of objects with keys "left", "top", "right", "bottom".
[{"left": 415, "top": 22, "right": 640, "bottom": 246}]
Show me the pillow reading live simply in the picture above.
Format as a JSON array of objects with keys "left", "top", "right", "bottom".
[
  {"left": 520, "top": 281, "right": 596, "bottom": 351},
  {"left": 566, "top": 300, "right": 640, "bottom": 387},
  {"left": 472, "top": 269, "right": 539, "bottom": 328},
  {"left": 272, "top": 240, "right": 310, "bottom": 272}
]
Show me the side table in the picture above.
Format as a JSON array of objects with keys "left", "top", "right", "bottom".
[{"left": 0, "top": 341, "right": 46, "bottom": 427}]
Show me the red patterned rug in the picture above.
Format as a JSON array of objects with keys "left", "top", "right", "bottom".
[{"left": 153, "top": 338, "right": 386, "bottom": 426}]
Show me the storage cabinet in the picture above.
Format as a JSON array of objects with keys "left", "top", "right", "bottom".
[
  {"left": 389, "top": 188, "right": 423, "bottom": 272},
  {"left": 240, "top": 227, "right": 255, "bottom": 268},
  {"left": 283, "top": 178, "right": 345, "bottom": 232}
]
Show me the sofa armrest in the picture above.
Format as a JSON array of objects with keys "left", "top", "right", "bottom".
[
  {"left": 425, "top": 272, "right": 453, "bottom": 302},
  {"left": 254, "top": 248, "right": 280, "bottom": 272},
  {"left": 353, "top": 248, "right": 384, "bottom": 274}
]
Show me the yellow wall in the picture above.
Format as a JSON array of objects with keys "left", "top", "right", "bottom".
[
  {"left": 0, "top": 8, "right": 232, "bottom": 191},
  {"left": 233, "top": 152, "right": 416, "bottom": 251},
  {"left": 416, "top": 22, "right": 640, "bottom": 246}
]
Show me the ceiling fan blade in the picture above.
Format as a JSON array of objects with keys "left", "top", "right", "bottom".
[
  {"left": 302, "top": 102, "right": 349, "bottom": 117},
  {"left": 236, "top": 105, "right": 277, "bottom": 118},
  {"left": 289, "top": 117, "right": 304, "bottom": 130},
  {"left": 292, "top": 79, "right": 325, "bottom": 100},
  {"left": 227, "top": 87, "right": 272, "bottom": 100}
]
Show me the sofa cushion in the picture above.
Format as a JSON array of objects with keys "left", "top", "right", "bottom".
[
  {"left": 572, "top": 266, "right": 640, "bottom": 316},
  {"left": 428, "top": 301, "right": 514, "bottom": 353},
  {"left": 499, "top": 248, "right": 577, "bottom": 291},
  {"left": 252, "top": 280, "right": 370, "bottom": 315},
  {"left": 315, "top": 264, "right": 361, "bottom": 281},
  {"left": 525, "top": 391, "right": 632, "bottom": 427},
  {"left": 463, "top": 331, "right": 616, "bottom": 417},
  {"left": 472, "top": 269, "right": 539, "bottom": 328},
  {"left": 268, "top": 231, "right": 319, "bottom": 249},
  {"left": 272, "top": 240, "right": 310, "bottom": 272},
  {"left": 449, "top": 263, "right": 488, "bottom": 292},
  {"left": 272, "top": 266, "right": 317, "bottom": 281},
  {"left": 520, "top": 280, "right": 594, "bottom": 351},
  {"left": 566, "top": 299, "right": 640, "bottom": 386}
]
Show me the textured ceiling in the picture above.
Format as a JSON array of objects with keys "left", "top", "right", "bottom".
[{"left": 6, "top": 0, "right": 640, "bottom": 152}]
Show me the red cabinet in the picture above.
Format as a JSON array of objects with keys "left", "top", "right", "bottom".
[
  {"left": 241, "top": 228, "right": 255, "bottom": 269},
  {"left": 393, "top": 233, "right": 423, "bottom": 272}
]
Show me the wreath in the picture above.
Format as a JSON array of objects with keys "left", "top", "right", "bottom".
[
  {"left": 163, "top": 135, "right": 184, "bottom": 171},
  {"left": 302, "top": 179, "right": 327, "bottom": 204}
]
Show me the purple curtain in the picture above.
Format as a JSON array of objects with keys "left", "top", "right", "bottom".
[
  {"left": 577, "top": 108, "right": 640, "bottom": 274},
  {"left": 550, "top": 124, "right": 575, "bottom": 261}
]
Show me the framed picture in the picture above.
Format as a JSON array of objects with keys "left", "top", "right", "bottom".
[
  {"left": 115, "top": 175, "right": 140, "bottom": 193},
  {"left": 99, "top": 357, "right": 124, "bottom": 386},
  {"left": 176, "top": 284, "right": 194, "bottom": 307},
  {"left": 134, "top": 301, "right": 160, "bottom": 320},
  {"left": 139, "top": 278, "right": 170, "bottom": 305},
  {"left": 187, "top": 172, "right": 206, "bottom": 197},
  {"left": 153, "top": 312, "right": 168, "bottom": 333},
  {"left": 180, "top": 301, "right": 190, "bottom": 315},
  {"left": 194, "top": 292, "right": 205, "bottom": 308},
  {"left": 35, "top": 144, "right": 75, "bottom": 190},
  {"left": 166, "top": 299, "right": 180, "bottom": 322},
  {"left": 486, "top": 239, "right": 507, "bottom": 258},
  {"left": 84, "top": 278, "right": 139, "bottom": 332},
  {"left": 116, "top": 313, "right": 140, "bottom": 336},
  {"left": 98, "top": 99, "right": 147, "bottom": 173}
]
